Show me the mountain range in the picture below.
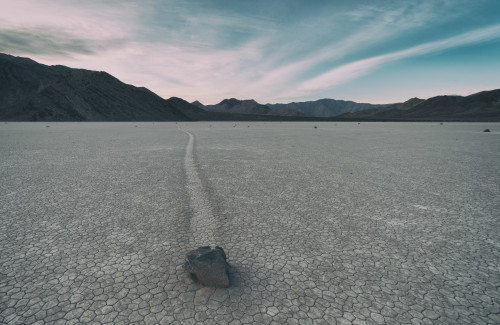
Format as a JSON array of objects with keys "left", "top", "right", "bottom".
[
  {"left": 1, "top": 53, "right": 499, "bottom": 122},
  {"left": 336, "top": 91, "right": 500, "bottom": 121},
  {"left": 0, "top": 53, "right": 208, "bottom": 121},
  {"left": 193, "top": 98, "right": 384, "bottom": 118},
  {"left": 267, "top": 99, "right": 385, "bottom": 117},
  {"left": 193, "top": 98, "right": 309, "bottom": 117}
]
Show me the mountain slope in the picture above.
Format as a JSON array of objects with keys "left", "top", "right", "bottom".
[
  {"left": 266, "top": 107, "right": 309, "bottom": 116},
  {"left": 3, "top": 53, "right": 498, "bottom": 122},
  {"left": 267, "top": 99, "right": 384, "bottom": 117},
  {"left": 199, "top": 98, "right": 307, "bottom": 117},
  {"left": 334, "top": 98, "right": 424, "bottom": 119},
  {"left": 0, "top": 53, "right": 206, "bottom": 121},
  {"left": 207, "top": 98, "right": 271, "bottom": 115},
  {"left": 336, "top": 90, "right": 500, "bottom": 121}
]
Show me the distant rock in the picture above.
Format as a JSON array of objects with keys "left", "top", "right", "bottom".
[
  {"left": 483, "top": 129, "right": 491, "bottom": 132},
  {"left": 185, "top": 246, "right": 230, "bottom": 288}
]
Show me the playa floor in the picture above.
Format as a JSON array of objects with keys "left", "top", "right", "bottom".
[{"left": 1, "top": 122, "right": 499, "bottom": 324}]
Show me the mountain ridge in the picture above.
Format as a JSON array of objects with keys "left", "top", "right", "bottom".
[
  {"left": 0, "top": 53, "right": 207, "bottom": 121},
  {"left": 197, "top": 98, "right": 308, "bottom": 117},
  {"left": 2, "top": 53, "right": 499, "bottom": 122},
  {"left": 336, "top": 90, "right": 500, "bottom": 121},
  {"left": 267, "top": 98, "right": 386, "bottom": 117}
]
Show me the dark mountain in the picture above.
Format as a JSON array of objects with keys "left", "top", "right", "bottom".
[
  {"left": 334, "top": 97, "right": 425, "bottom": 119},
  {"left": 3, "top": 53, "right": 498, "bottom": 122},
  {"left": 336, "top": 90, "right": 500, "bottom": 121},
  {"left": 0, "top": 53, "right": 208, "bottom": 121},
  {"left": 202, "top": 98, "right": 307, "bottom": 117},
  {"left": 267, "top": 107, "right": 309, "bottom": 117},
  {"left": 191, "top": 100, "right": 205, "bottom": 109},
  {"left": 204, "top": 98, "right": 271, "bottom": 115},
  {"left": 267, "top": 99, "right": 385, "bottom": 117}
]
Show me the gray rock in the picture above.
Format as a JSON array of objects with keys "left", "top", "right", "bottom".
[
  {"left": 483, "top": 129, "right": 491, "bottom": 132},
  {"left": 185, "top": 246, "right": 230, "bottom": 287}
]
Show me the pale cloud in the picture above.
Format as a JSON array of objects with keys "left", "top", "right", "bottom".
[
  {"left": 0, "top": 0, "right": 139, "bottom": 62},
  {"left": 0, "top": 0, "right": 270, "bottom": 102},
  {"left": 0, "top": 27, "right": 125, "bottom": 57},
  {"left": 0, "top": 0, "right": 497, "bottom": 103},
  {"left": 0, "top": 0, "right": 139, "bottom": 40},
  {"left": 37, "top": 37, "right": 268, "bottom": 103},
  {"left": 295, "top": 24, "right": 500, "bottom": 96},
  {"left": 244, "top": 24, "right": 389, "bottom": 98},
  {"left": 239, "top": 2, "right": 460, "bottom": 101}
]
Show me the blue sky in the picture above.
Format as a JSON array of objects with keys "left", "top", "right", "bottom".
[{"left": 1, "top": 0, "right": 499, "bottom": 104}]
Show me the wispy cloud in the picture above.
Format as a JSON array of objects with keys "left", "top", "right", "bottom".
[
  {"left": 240, "top": 1, "right": 472, "bottom": 101},
  {"left": 0, "top": 0, "right": 139, "bottom": 40},
  {"left": 0, "top": 0, "right": 498, "bottom": 103},
  {"left": 0, "top": 28, "right": 125, "bottom": 57},
  {"left": 295, "top": 24, "right": 500, "bottom": 96}
]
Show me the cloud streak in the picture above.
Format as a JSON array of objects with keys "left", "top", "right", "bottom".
[
  {"left": 296, "top": 24, "right": 500, "bottom": 96},
  {"left": 0, "top": 28, "right": 125, "bottom": 57},
  {"left": 1, "top": 0, "right": 498, "bottom": 103},
  {"left": 226, "top": 1, "right": 474, "bottom": 101}
]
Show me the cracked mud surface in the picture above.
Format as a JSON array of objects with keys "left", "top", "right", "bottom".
[{"left": 1, "top": 122, "right": 499, "bottom": 324}]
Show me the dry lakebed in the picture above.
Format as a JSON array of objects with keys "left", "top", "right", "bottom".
[{"left": 1, "top": 122, "right": 499, "bottom": 324}]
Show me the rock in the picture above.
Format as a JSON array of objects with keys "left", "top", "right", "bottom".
[
  {"left": 483, "top": 129, "right": 491, "bottom": 132},
  {"left": 185, "top": 246, "right": 230, "bottom": 287}
]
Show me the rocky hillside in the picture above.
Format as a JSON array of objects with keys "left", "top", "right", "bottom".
[
  {"left": 197, "top": 98, "right": 307, "bottom": 117},
  {"left": 205, "top": 98, "right": 271, "bottom": 115},
  {"left": 3, "top": 53, "right": 498, "bottom": 122},
  {"left": 0, "top": 53, "right": 207, "bottom": 121},
  {"left": 267, "top": 99, "right": 385, "bottom": 117},
  {"left": 336, "top": 90, "right": 500, "bottom": 121}
]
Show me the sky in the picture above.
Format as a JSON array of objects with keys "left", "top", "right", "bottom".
[{"left": 1, "top": 0, "right": 499, "bottom": 104}]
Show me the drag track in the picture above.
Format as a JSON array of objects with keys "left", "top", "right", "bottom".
[{"left": 182, "top": 129, "right": 220, "bottom": 247}]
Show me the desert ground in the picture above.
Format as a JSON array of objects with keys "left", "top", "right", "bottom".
[{"left": 1, "top": 122, "right": 499, "bottom": 324}]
